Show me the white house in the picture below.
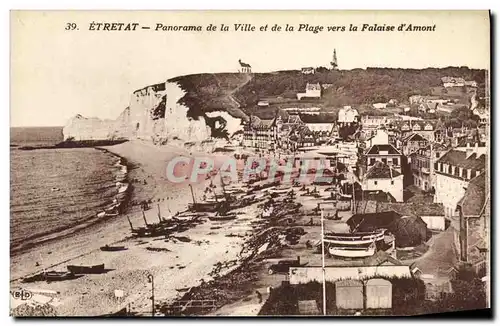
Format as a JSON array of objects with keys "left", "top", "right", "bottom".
[
  {"left": 297, "top": 83, "right": 321, "bottom": 100},
  {"left": 365, "top": 129, "right": 390, "bottom": 148},
  {"left": 337, "top": 106, "right": 359, "bottom": 126},
  {"left": 373, "top": 103, "right": 388, "bottom": 109},
  {"left": 362, "top": 161, "right": 404, "bottom": 202},
  {"left": 301, "top": 67, "right": 315, "bottom": 74},
  {"left": 441, "top": 77, "right": 465, "bottom": 88}
]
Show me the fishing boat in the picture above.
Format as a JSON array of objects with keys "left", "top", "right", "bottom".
[
  {"left": 100, "top": 245, "right": 128, "bottom": 252},
  {"left": 67, "top": 264, "right": 106, "bottom": 274},
  {"left": 267, "top": 186, "right": 292, "bottom": 195},
  {"left": 208, "top": 213, "right": 237, "bottom": 221},
  {"left": 328, "top": 242, "right": 376, "bottom": 258},
  {"left": 22, "top": 271, "right": 77, "bottom": 283},
  {"left": 324, "top": 230, "right": 385, "bottom": 245}
]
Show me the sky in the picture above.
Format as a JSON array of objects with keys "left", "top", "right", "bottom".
[{"left": 10, "top": 10, "right": 490, "bottom": 127}]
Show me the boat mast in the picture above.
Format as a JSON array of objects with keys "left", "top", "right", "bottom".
[
  {"left": 157, "top": 204, "right": 162, "bottom": 223},
  {"left": 189, "top": 184, "right": 196, "bottom": 204},
  {"left": 142, "top": 209, "right": 149, "bottom": 226},
  {"left": 126, "top": 215, "right": 134, "bottom": 231},
  {"left": 320, "top": 209, "right": 327, "bottom": 315}
]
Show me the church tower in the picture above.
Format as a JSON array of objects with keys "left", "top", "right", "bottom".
[{"left": 331, "top": 49, "right": 338, "bottom": 70}]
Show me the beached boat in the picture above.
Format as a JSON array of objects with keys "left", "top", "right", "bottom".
[
  {"left": 22, "top": 271, "right": 77, "bottom": 283},
  {"left": 324, "top": 230, "right": 386, "bottom": 245},
  {"left": 188, "top": 202, "right": 222, "bottom": 212},
  {"left": 100, "top": 245, "right": 128, "bottom": 252},
  {"left": 267, "top": 186, "right": 292, "bottom": 195},
  {"left": 67, "top": 264, "right": 106, "bottom": 274},
  {"left": 328, "top": 242, "right": 376, "bottom": 258}
]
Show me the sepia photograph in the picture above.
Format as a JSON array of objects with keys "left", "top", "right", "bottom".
[{"left": 9, "top": 10, "right": 491, "bottom": 317}]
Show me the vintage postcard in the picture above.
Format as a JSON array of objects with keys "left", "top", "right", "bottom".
[{"left": 10, "top": 10, "right": 490, "bottom": 317}]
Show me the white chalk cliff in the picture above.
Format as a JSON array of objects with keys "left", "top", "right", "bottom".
[{"left": 63, "top": 81, "right": 243, "bottom": 144}]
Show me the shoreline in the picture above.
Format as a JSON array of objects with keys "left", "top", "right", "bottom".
[{"left": 10, "top": 146, "right": 132, "bottom": 257}]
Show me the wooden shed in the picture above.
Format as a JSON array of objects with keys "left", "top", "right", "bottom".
[
  {"left": 297, "top": 300, "right": 320, "bottom": 315},
  {"left": 335, "top": 280, "right": 363, "bottom": 310},
  {"left": 365, "top": 278, "right": 392, "bottom": 309}
]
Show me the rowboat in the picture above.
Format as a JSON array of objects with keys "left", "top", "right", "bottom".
[
  {"left": 22, "top": 271, "right": 78, "bottom": 283},
  {"left": 67, "top": 264, "right": 106, "bottom": 274},
  {"left": 100, "top": 245, "right": 128, "bottom": 252},
  {"left": 188, "top": 202, "right": 221, "bottom": 212},
  {"left": 324, "top": 230, "right": 385, "bottom": 245},
  {"left": 328, "top": 242, "right": 376, "bottom": 258},
  {"left": 267, "top": 186, "right": 292, "bottom": 195}
]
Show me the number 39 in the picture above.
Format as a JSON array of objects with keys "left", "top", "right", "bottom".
[{"left": 65, "top": 23, "right": 77, "bottom": 30}]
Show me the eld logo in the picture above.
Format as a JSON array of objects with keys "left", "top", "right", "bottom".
[{"left": 11, "top": 289, "right": 33, "bottom": 301}]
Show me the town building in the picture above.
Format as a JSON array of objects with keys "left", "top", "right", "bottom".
[
  {"left": 408, "top": 142, "right": 449, "bottom": 191},
  {"left": 373, "top": 103, "right": 388, "bottom": 109},
  {"left": 456, "top": 172, "right": 488, "bottom": 270},
  {"left": 242, "top": 115, "right": 277, "bottom": 149},
  {"left": 362, "top": 162, "right": 404, "bottom": 202},
  {"left": 337, "top": 106, "right": 359, "bottom": 127},
  {"left": 434, "top": 145, "right": 486, "bottom": 219},
  {"left": 392, "top": 120, "right": 444, "bottom": 142},
  {"left": 301, "top": 67, "right": 315, "bottom": 74},
  {"left": 441, "top": 76, "right": 466, "bottom": 88},
  {"left": 399, "top": 133, "right": 429, "bottom": 156},
  {"left": 361, "top": 116, "right": 391, "bottom": 138},
  {"left": 238, "top": 59, "right": 252, "bottom": 73},
  {"left": 365, "top": 144, "right": 402, "bottom": 173},
  {"left": 297, "top": 83, "right": 321, "bottom": 100}
]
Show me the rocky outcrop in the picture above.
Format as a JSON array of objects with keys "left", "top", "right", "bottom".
[{"left": 63, "top": 81, "right": 243, "bottom": 145}]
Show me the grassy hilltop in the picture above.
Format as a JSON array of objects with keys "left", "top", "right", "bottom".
[{"left": 168, "top": 66, "right": 486, "bottom": 123}]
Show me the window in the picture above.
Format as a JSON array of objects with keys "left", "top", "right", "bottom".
[
  {"left": 382, "top": 158, "right": 387, "bottom": 164},
  {"left": 391, "top": 181, "right": 394, "bottom": 185},
  {"left": 374, "top": 181, "right": 378, "bottom": 185},
  {"left": 370, "top": 158, "right": 375, "bottom": 165},
  {"left": 393, "top": 158, "right": 398, "bottom": 165}
]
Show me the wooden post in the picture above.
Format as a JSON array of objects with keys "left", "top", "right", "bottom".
[
  {"left": 189, "top": 184, "right": 196, "bottom": 204},
  {"left": 126, "top": 215, "right": 134, "bottom": 231},
  {"left": 157, "top": 204, "right": 162, "bottom": 223}
]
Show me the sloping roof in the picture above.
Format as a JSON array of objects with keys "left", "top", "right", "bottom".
[
  {"left": 347, "top": 211, "right": 402, "bottom": 231},
  {"left": 456, "top": 137, "right": 486, "bottom": 148},
  {"left": 363, "top": 250, "right": 404, "bottom": 266},
  {"left": 402, "top": 133, "right": 427, "bottom": 143},
  {"left": 366, "top": 144, "right": 402, "bottom": 155},
  {"left": 437, "top": 149, "right": 486, "bottom": 170},
  {"left": 365, "top": 161, "right": 401, "bottom": 179},
  {"left": 457, "top": 172, "right": 487, "bottom": 216}
]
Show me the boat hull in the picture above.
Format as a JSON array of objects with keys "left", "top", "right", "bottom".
[
  {"left": 328, "top": 246, "right": 375, "bottom": 258},
  {"left": 324, "top": 230, "right": 385, "bottom": 245},
  {"left": 67, "top": 264, "right": 105, "bottom": 274}
]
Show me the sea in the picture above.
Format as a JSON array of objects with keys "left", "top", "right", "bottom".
[{"left": 10, "top": 127, "right": 127, "bottom": 255}]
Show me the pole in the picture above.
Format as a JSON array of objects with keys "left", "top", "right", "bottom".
[
  {"left": 320, "top": 209, "right": 327, "bottom": 316},
  {"left": 148, "top": 274, "right": 155, "bottom": 316},
  {"left": 157, "top": 204, "right": 162, "bottom": 223},
  {"left": 189, "top": 184, "right": 196, "bottom": 204}
]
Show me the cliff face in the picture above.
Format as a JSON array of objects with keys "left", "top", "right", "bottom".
[{"left": 63, "top": 81, "right": 243, "bottom": 145}]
